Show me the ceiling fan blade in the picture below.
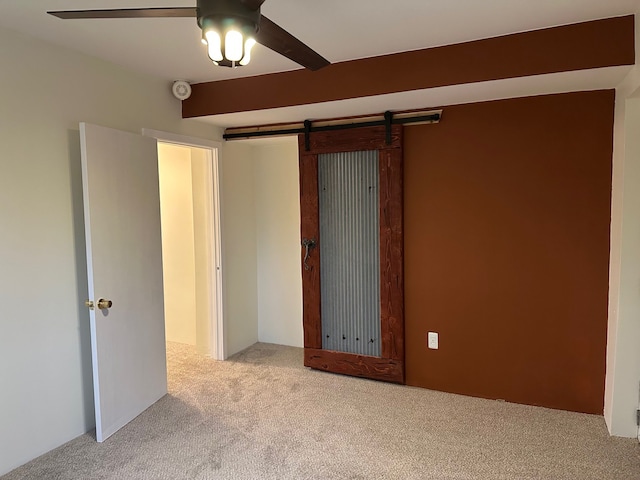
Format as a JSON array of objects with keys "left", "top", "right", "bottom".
[
  {"left": 48, "top": 7, "right": 198, "bottom": 20},
  {"left": 239, "top": 0, "right": 267, "bottom": 11},
  {"left": 256, "top": 15, "right": 330, "bottom": 71}
]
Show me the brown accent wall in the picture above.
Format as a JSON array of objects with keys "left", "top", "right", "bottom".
[{"left": 404, "top": 91, "right": 614, "bottom": 414}]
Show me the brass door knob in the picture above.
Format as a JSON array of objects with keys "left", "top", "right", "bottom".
[{"left": 97, "top": 298, "right": 113, "bottom": 310}]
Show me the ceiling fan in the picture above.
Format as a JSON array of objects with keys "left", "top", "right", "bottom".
[{"left": 48, "top": 0, "right": 330, "bottom": 70}]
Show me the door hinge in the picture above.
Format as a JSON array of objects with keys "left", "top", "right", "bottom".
[{"left": 636, "top": 409, "right": 640, "bottom": 426}]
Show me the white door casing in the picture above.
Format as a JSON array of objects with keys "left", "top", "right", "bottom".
[
  {"left": 142, "top": 128, "right": 225, "bottom": 361},
  {"left": 80, "top": 123, "right": 167, "bottom": 442}
]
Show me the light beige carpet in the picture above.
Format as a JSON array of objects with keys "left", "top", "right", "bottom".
[{"left": 4, "top": 342, "right": 639, "bottom": 479}]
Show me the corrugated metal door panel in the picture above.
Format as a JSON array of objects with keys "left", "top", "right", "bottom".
[{"left": 318, "top": 150, "right": 380, "bottom": 356}]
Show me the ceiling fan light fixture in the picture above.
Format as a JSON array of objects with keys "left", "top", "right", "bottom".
[
  {"left": 225, "top": 29, "right": 244, "bottom": 61},
  {"left": 199, "top": 9, "right": 258, "bottom": 67},
  {"left": 204, "top": 29, "right": 224, "bottom": 61},
  {"left": 239, "top": 38, "right": 257, "bottom": 66}
]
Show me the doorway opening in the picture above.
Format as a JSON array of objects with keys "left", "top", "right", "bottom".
[
  {"left": 158, "top": 143, "right": 208, "bottom": 357},
  {"left": 144, "top": 130, "right": 224, "bottom": 362}
]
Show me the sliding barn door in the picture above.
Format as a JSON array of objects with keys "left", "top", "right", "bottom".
[{"left": 299, "top": 125, "right": 404, "bottom": 383}]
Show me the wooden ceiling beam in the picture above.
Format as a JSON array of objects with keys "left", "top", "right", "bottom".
[{"left": 182, "top": 15, "right": 635, "bottom": 118}]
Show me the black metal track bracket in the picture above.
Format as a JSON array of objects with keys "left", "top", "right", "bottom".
[
  {"left": 384, "top": 111, "right": 393, "bottom": 145},
  {"left": 304, "top": 120, "right": 312, "bottom": 151}
]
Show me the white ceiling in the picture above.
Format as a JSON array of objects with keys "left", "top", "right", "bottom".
[{"left": 1, "top": 0, "right": 638, "bottom": 129}]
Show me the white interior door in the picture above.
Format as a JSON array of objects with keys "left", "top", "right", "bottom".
[{"left": 80, "top": 122, "right": 167, "bottom": 442}]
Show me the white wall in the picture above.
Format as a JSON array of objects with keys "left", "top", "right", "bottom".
[
  {"left": 158, "top": 143, "right": 198, "bottom": 346},
  {"left": 605, "top": 11, "right": 640, "bottom": 438},
  {"left": 219, "top": 142, "right": 259, "bottom": 356},
  {"left": 606, "top": 96, "right": 640, "bottom": 437},
  {"left": 191, "top": 147, "right": 213, "bottom": 356},
  {"left": 217, "top": 138, "right": 304, "bottom": 354},
  {"left": 0, "top": 25, "right": 221, "bottom": 476},
  {"left": 254, "top": 140, "right": 304, "bottom": 347}
]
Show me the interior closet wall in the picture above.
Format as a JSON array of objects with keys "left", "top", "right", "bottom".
[
  {"left": 158, "top": 143, "right": 198, "bottom": 346},
  {"left": 190, "top": 147, "right": 213, "bottom": 356}
]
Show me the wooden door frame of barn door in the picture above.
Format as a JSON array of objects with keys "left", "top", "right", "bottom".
[{"left": 298, "top": 124, "right": 404, "bottom": 384}]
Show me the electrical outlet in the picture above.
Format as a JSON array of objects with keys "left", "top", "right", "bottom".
[{"left": 427, "top": 332, "right": 439, "bottom": 349}]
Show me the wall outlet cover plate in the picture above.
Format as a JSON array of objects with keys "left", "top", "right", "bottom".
[{"left": 428, "top": 331, "right": 439, "bottom": 349}]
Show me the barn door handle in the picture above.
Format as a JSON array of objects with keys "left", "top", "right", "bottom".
[{"left": 301, "top": 238, "right": 316, "bottom": 271}]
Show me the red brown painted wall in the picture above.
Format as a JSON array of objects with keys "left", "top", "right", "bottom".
[
  {"left": 404, "top": 91, "right": 614, "bottom": 414},
  {"left": 183, "top": 16, "right": 633, "bottom": 118}
]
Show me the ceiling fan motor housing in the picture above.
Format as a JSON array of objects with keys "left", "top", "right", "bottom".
[{"left": 197, "top": 0, "right": 261, "bottom": 33}]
